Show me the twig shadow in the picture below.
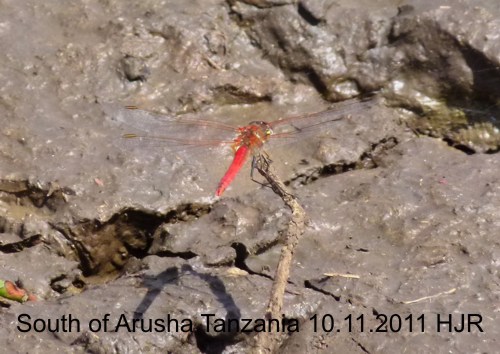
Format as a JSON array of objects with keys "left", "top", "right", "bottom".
[{"left": 132, "top": 264, "right": 241, "bottom": 325}]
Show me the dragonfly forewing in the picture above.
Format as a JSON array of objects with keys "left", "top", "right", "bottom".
[
  {"left": 269, "top": 94, "right": 380, "bottom": 134},
  {"left": 266, "top": 94, "right": 381, "bottom": 149},
  {"left": 104, "top": 103, "right": 240, "bottom": 157}
]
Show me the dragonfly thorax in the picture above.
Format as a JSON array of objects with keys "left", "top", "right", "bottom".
[{"left": 233, "top": 121, "right": 273, "bottom": 151}]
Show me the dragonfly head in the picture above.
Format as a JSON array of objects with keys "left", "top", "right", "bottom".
[{"left": 248, "top": 121, "right": 273, "bottom": 138}]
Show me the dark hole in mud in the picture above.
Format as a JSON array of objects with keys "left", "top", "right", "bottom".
[
  {"left": 297, "top": 2, "right": 321, "bottom": 26},
  {"left": 155, "top": 249, "right": 197, "bottom": 260},
  {"left": 50, "top": 274, "right": 70, "bottom": 294},
  {"left": 231, "top": 242, "right": 254, "bottom": 274},
  {"left": 55, "top": 205, "right": 210, "bottom": 278},
  {"left": 72, "top": 277, "right": 85, "bottom": 289},
  {"left": 193, "top": 325, "right": 241, "bottom": 354},
  {"left": 121, "top": 55, "right": 150, "bottom": 82},
  {"left": 305, "top": 70, "right": 329, "bottom": 98},
  {"left": 442, "top": 137, "right": 476, "bottom": 155},
  {"left": 101, "top": 208, "right": 165, "bottom": 258}
]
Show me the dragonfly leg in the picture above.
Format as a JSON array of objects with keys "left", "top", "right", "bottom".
[
  {"left": 250, "top": 155, "right": 270, "bottom": 188},
  {"left": 251, "top": 152, "right": 272, "bottom": 177},
  {"left": 250, "top": 153, "right": 274, "bottom": 189},
  {"left": 253, "top": 152, "right": 297, "bottom": 199}
]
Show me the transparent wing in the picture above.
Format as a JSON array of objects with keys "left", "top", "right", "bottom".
[
  {"left": 269, "top": 94, "right": 380, "bottom": 138},
  {"left": 103, "top": 103, "right": 240, "bottom": 154}
]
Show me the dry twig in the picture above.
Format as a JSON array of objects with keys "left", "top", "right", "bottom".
[
  {"left": 251, "top": 153, "right": 306, "bottom": 354},
  {"left": 323, "top": 272, "right": 360, "bottom": 279},
  {"left": 401, "top": 288, "right": 456, "bottom": 304}
]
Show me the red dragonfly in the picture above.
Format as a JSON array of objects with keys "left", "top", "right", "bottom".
[{"left": 110, "top": 95, "right": 377, "bottom": 196}]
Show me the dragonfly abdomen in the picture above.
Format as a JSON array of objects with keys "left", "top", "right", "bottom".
[{"left": 216, "top": 145, "right": 250, "bottom": 196}]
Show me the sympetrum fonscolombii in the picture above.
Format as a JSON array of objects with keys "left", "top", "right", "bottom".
[{"left": 111, "top": 95, "right": 378, "bottom": 196}]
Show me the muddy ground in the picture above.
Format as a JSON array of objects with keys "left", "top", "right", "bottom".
[{"left": 0, "top": 0, "right": 499, "bottom": 353}]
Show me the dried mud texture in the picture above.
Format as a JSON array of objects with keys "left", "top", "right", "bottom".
[{"left": 0, "top": 0, "right": 499, "bottom": 353}]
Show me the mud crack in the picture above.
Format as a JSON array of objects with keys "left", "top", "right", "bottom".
[
  {"left": 211, "top": 84, "right": 273, "bottom": 105},
  {"left": 304, "top": 279, "right": 341, "bottom": 301},
  {"left": 0, "top": 179, "right": 74, "bottom": 211},
  {"left": 288, "top": 136, "right": 398, "bottom": 186},
  {"left": 351, "top": 337, "right": 370, "bottom": 354},
  {"left": 231, "top": 242, "right": 273, "bottom": 279},
  {"left": 0, "top": 234, "right": 42, "bottom": 253}
]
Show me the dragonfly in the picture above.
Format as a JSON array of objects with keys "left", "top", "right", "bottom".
[{"left": 110, "top": 95, "right": 378, "bottom": 196}]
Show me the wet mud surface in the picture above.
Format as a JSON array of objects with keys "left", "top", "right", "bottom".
[{"left": 0, "top": 0, "right": 499, "bottom": 353}]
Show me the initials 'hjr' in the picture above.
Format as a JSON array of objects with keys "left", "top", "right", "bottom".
[{"left": 436, "top": 314, "right": 483, "bottom": 332}]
